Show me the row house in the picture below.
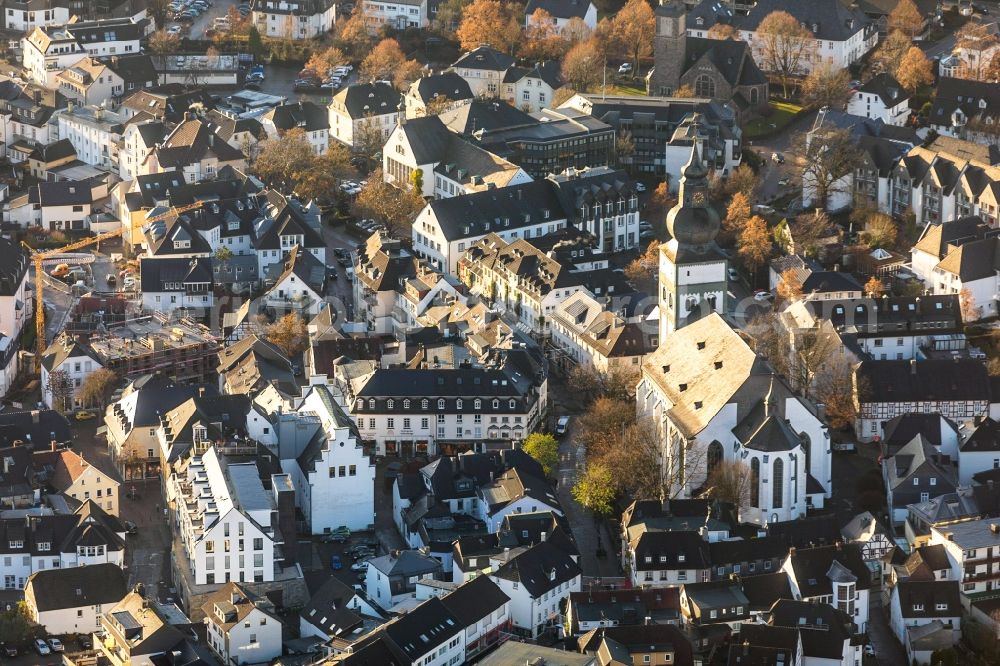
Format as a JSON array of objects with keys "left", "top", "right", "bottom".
[
  {"left": 890, "top": 135, "right": 1000, "bottom": 226},
  {"left": 458, "top": 232, "right": 633, "bottom": 337},
  {"left": 889, "top": 580, "right": 962, "bottom": 664},
  {"left": 0, "top": 501, "right": 125, "bottom": 590},
  {"left": 854, "top": 359, "right": 990, "bottom": 442},
  {"left": 550, "top": 290, "right": 658, "bottom": 375},
  {"left": 362, "top": 0, "right": 427, "bottom": 31},
  {"left": 345, "top": 350, "right": 548, "bottom": 456},
  {"left": 783, "top": 543, "right": 872, "bottom": 632}
]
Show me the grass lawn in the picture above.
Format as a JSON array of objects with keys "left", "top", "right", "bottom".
[
  {"left": 587, "top": 80, "right": 646, "bottom": 96},
  {"left": 744, "top": 101, "right": 803, "bottom": 139}
]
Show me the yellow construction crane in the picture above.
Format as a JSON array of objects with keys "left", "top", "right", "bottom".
[{"left": 24, "top": 201, "right": 205, "bottom": 371}]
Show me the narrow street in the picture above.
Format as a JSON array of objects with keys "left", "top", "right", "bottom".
[
  {"left": 549, "top": 378, "right": 622, "bottom": 581},
  {"left": 868, "top": 593, "right": 908, "bottom": 666}
]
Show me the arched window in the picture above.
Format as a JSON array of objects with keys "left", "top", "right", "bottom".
[
  {"left": 403, "top": 399, "right": 411, "bottom": 409},
  {"left": 421, "top": 399, "right": 429, "bottom": 409},
  {"left": 509, "top": 399, "right": 516, "bottom": 409},
  {"left": 707, "top": 441, "right": 723, "bottom": 476},
  {"left": 695, "top": 74, "right": 716, "bottom": 98},
  {"left": 750, "top": 458, "right": 760, "bottom": 508},
  {"left": 474, "top": 399, "right": 482, "bottom": 410},
  {"left": 492, "top": 399, "right": 500, "bottom": 409},
  {"left": 356, "top": 398, "right": 363, "bottom": 409},
  {"left": 750, "top": 87, "right": 759, "bottom": 105},
  {"left": 456, "top": 399, "right": 463, "bottom": 409},
  {"left": 387, "top": 399, "right": 394, "bottom": 409},
  {"left": 773, "top": 458, "right": 784, "bottom": 509},
  {"left": 437, "top": 398, "right": 445, "bottom": 410},
  {"left": 368, "top": 399, "right": 375, "bottom": 410},
  {"left": 800, "top": 433, "right": 811, "bottom": 478}
]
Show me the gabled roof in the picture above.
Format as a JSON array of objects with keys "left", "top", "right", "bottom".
[
  {"left": 885, "top": 434, "right": 951, "bottom": 491},
  {"left": 382, "top": 597, "right": 462, "bottom": 660},
  {"left": 409, "top": 72, "right": 474, "bottom": 105},
  {"left": 331, "top": 82, "right": 402, "bottom": 119},
  {"left": 29, "top": 138, "right": 76, "bottom": 163},
  {"left": 630, "top": 530, "right": 711, "bottom": 571},
  {"left": 148, "top": 117, "right": 245, "bottom": 168},
  {"left": 736, "top": 0, "right": 869, "bottom": 42},
  {"left": 857, "top": 359, "right": 990, "bottom": 404},
  {"left": 299, "top": 576, "right": 367, "bottom": 637},
  {"left": 786, "top": 544, "right": 871, "bottom": 598},
  {"left": 961, "top": 417, "right": 1000, "bottom": 452},
  {"left": 769, "top": 599, "right": 853, "bottom": 660},
  {"left": 451, "top": 46, "right": 516, "bottom": 72},
  {"left": 525, "top": 0, "right": 592, "bottom": 19},
  {"left": 894, "top": 580, "right": 961, "bottom": 619},
  {"left": 684, "top": 37, "right": 767, "bottom": 88},
  {"left": 140, "top": 256, "right": 213, "bottom": 292},
  {"left": 857, "top": 73, "right": 909, "bottom": 108},
  {"left": 367, "top": 549, "right": 442, "bottom": 577},
  {"left": 439, "top": 574, "right": 509, "bottom": 628},
  {"left": 26, "top": 562, "right": 127, "bottom": 611},
  {"left": 492, "top": 540, "right": 581, "bottom": 597},
  {"left": 263, "top": 100, "right": 329, "bottom": 133}
]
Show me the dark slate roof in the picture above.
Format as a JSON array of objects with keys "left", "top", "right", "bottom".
[
  {"left": 684, "top": 37, "right": 767, "bottom": 88},
  {"left": 29, "top": 138, "right": 76, "bottom": 163},
  {"left": 298, "top": 576, "right": 365, "bottom": 637},
  {"left": 0, "top": 409, "right": 71, "bottom": 447},
  {"left": 930, "top": 77, "right": 1000, "bottom": 127},
  {"left": 451, "top": 46, "right": 516, "bottom": 72},
  {"left": 736, "top": 0, "right": 870, "bottom": 42},
  {"left": 426, "top": 179, "right": 566, "bottom": 241},
  {"left": 0, "top": 237, "right": 29, "bottom": 296},
  {"left": 525, "top": 0, "right": 591, "bottom": 19},
  {"left": 145, "top": 215, "right": 213, "bottom": 257},
  {"left": 121, "top": 84, "right": 216, "bottom": 122},
  {"left": 26, "top": 562, "right": 127, "bottom": 611},
  {"left": 356, "top": 367, "right": 527, "bottom": 398},
  {"left": 729, "top": 624, "right": 798, "bottom": 666},
  {"left": 101, "top": 54, "right": 157, "bottom": 86},
  {"left": 151, "top": 117, "right": 245, "bottom": 168},
  {"left": 331, "top": 82, "right": 402, "bottom": 119},
  {"left": 961, "top": 417, "right": 1000, "bottom": 452},
  {"left": 440, "top": 574, "right": 509, "bottom": 628},
  {"left": 708, "top": 536, "right": 788, "bottom": 567},
  {"left": 769, "top": 599, "right": 853, "bottom": 660},
  {"left": 857, "top": 359, "right": 990, "bottom": 404},
  {"left": 111, "top": 376, "right": 210, "bottom": 430},
  {"left": 439, "top": 99, "right": 536, "bottom": 135},
  {"left": 800, "top": 271, "right": 863, "bottom": 294},
  {"left": 383, "top": 597, "right": 462, "bottom": 660},
  {"left": 264, "top": 100, "right": 329, "bottom": 133},
  {"left": 493, "top": 540, "right": 581, "bottom": 597},
  {"left": 36, "top": 180, "right": 91, "bottom": 206},
  {"left": 65, "top": 18, "right": 145, "bottom": 43},
  {"left": 410, "top": 72, "right": 473, "bottom": 105},
  {"left": 577, "top": 625, "right": 694, "bottom": 665},
  {"left": 882, "top": 413, "right": 956, "bottom": 452},
  {"left": 740, "top": 572, "right": 793, "bottom": 611},
  {"left": 858, "top": 73, "right": 908, "bottom": 108},
  {"left": 140, "top": 257, "right": 213, "bottom": 292},
  {"left": 689, "top": 0, "right": 735, "bottom": 28},
  {"left": 787, "top": 544, "right": 871, "bottom": 598},
  {"left": 630, "top": 530, "right": 711, "bottom": 571},
  {"left": 502, "top": 61, "right": 563, "bottom": 89},
  {"left": 895, "top": 580, "right": 961, "bottom": 619}
]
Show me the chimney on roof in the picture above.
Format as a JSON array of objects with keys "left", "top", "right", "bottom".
[
  {"left": 50, "top": 440, "right": 57, "bottom": 452},
  {"left": 910, "top": 359, "right": 917, "bottom": 375},
  {"left": 31, "top": 410, "right": 40, "bottom": 424},
  {"left": 198, "top": 387, "right": 205, "bottom": 398}
]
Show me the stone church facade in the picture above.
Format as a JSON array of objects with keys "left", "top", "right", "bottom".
[{"left": 647, "top": 0, "right": 768, "bottom": 116}]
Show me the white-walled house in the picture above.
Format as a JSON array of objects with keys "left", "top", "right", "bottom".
[
  {"left": 959, "top": 418, "right": 1000, "bottom": 486},
  {"left": 525, "top": 0, "right": 597, "bottom": 30},
  {"left": 363, "top": 0, "right": 427, "bottom": 31},
  {"left": 0, "top": 238, "right": 30, "bottom": 400},
  {"left": 783, "top": 544, "right": 872, "bottom": 633},
  {"left": 478, "top": 467, "right": 563, "bottom": 532},
  {"left": 328, "top": 83, "right": 401, "bottom": 150},
  {"left": 280, "top": 385, "right": 375, "bottom": 534},
  {"left": 930, "top": 519, "right": 1000, "bottom": 596},
  {"left": 251, "top": 0, "right": 336, "bottom": 39},
  {"left": 889, "top": 580, "right": 961, "bottom": 661},
  {"left": 201, "top": 582, "right": 283, "bottom": 666},
  {"left": 489, "top": 540, "right": 581, "bottom": 638},
  {"left": 41, "top": 336, "right": 104, "bottom": 411},
  {"left": 168, "top": 448, "right": 278, "bottom": 586},
  {"left": 24, "top": 563, "right": 128, "bottom": 635},
  {"left": 847, "top": 74, "right": 910, "bottom": 126},
  {"left": 0, "top": 501, "right": 127, "bottom": 591}
]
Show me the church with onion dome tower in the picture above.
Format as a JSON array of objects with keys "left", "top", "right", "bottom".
[{"left": 658, "top": 140, "right": 729, "bottom": 338}]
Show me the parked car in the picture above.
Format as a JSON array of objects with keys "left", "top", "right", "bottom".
[
  {"left": 352, "top": 584, "right": 365, "bottom": 594},
  {"left": 48, "top": 638, "right": 64, "bottom": 653},
  {"left": 124, "top": 520, "right": 138, "bottom": 534},
  {"left": 75, "top": 410, "right": 96, "bottom": 421},
  {"left": 555, "top": 415, "right": 570, "bottom": 437},
  {"left": 351, "top": 560, "right": 370, "bottom": 572},
  {"left": 771, "top": 152, "right": 784, "bottom": 164},
  {"left": 35, "top": 639, "right": 51, "bottom": 656},
  {"left": 618, "top": 62, "right": 633, "bottom": 74},
  {"left": 330, "top": 555, "right": 343, "bottom": 570},
  {"left": 727, "top": 267, "right": 740, "bottom": 282},
  {"left": 753, "top": 289, "right": 774, "bottom": 302},
  {"left": 2, "top": 644, "right": 17, "bottom": 657},
  {"left": 634, "top": 182, "right": 646, "bottom": 192},
  {"left": 78, "top": 636, "right": 92, "bottom": 650}
]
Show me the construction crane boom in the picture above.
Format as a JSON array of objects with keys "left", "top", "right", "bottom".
[{"left": 26, "top": 201, "right": 204, "bottom": 371}]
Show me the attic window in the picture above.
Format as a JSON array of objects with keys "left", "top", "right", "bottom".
[
  {"left": 714, "top": 361, "right": 723, "bottom": 370},
  {"left": 662, "top": 365, "right": 670, "bottom": 373},
  {"left": 678, "top": 554, "right": 686, "bottom": 562},
  {"left": 696, "top": 341, "right": 706, "bottom": 350},
  {"left": 678, "top": 383, "right": 688, "bottom": 392},
  {"left": 694, "top": 401, "right": 703, "bottom": 409}
]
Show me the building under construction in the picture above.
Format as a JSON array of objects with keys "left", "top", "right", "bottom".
[{"left": 44, "top": 314, "right": 219, "bottom": 385}]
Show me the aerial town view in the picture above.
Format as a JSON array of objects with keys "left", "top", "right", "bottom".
[{"left": 0, "top": 0, "right": 997, "bottom": 663}]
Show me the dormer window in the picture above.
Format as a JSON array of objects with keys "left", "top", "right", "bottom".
[
  {"left": 421, "top": 399, "right": 429, "bottom": 409},
  {"left": 404, "top": 399, "right": 411, "bottom": 409},
  {"left": 38, "top": 542, "right": 50, "bottom": 551},
  {"left": 9, "top": 540, "right": 22, "bottom": 549}
]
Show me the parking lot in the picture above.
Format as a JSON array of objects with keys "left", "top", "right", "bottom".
[{"left": 166, "top": 0, "right": 241, "bottom": 40}]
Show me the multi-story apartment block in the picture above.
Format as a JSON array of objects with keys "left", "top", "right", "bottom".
[
  {"left": 53, "top": 103, "right": 123, "bottom": 172},
  {"left": 328, "top": 82, "right": 402, "bottom": 150},
  {"left": 345, "top": 351, "right": 548, "bottom": 457},
  {"left": 930, "top": 519, "right": 1000, "bottom": 596},
  {"left": 363, "top": 0, "right": 427, "bottom": 31},
  {"left": 251, "top": 0, "right": 336, "bottom": 39},
  {"left": 170, "top": 447, "right": 281, "bottom": 586}
]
